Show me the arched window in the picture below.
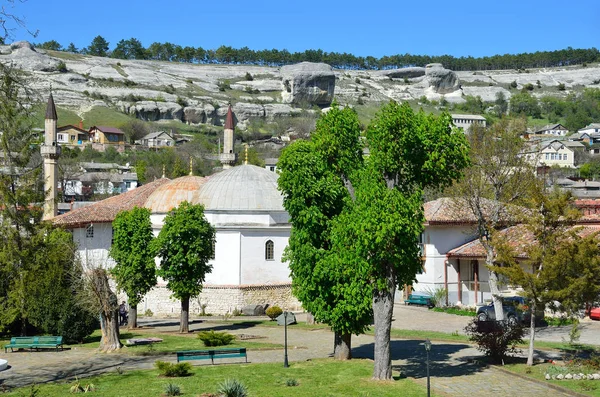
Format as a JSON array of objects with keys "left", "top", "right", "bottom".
[{"left": 265, "top": 240, "right": 274, "bottom": 261}]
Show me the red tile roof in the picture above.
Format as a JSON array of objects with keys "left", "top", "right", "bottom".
[
  {"left": 424, "top": 197, "right": 515, "bottom": 225},
  {"left": 447, "top": 224, "right": 600, "bottom": 259},
  {"left": 52, "top": 178, "right": 170, "bottom": 228},
  {"left": 91, "top": 126, "right": 125, "bottom": 135}
]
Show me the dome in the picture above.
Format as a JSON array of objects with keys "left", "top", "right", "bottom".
[
  {"left": 198, "top": 165, "right": 284, "bottom": 211},
  {"left": 144, "top": 175, "right": 207, "bottom": 213}
]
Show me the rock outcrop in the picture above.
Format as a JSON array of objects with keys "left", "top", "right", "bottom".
[
  {"left": 377, "top": 67, "right": 426, "bottom": 79},
  {"left": 120, "top": 101, "right": 183, "bottom": 121},
  {"left": 0, "top": 41, "right": 62, "bottom": 72},
  {"left": 280, "top": 62, "right": 335, "bottom": 106},
  {"left": 425, "top": 63, "right": 461, "bottom": 94}
]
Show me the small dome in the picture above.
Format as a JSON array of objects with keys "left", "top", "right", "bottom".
[
  {"left": 198, "top": 165, "right": 284, "bottom": 211},
  {"left": 145, "top": 175, "right": 207, "bottom": 213}
]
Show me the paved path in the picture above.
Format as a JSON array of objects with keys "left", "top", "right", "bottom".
[{"left": 0, "top": 305, "right": 588, "bottom": 396}]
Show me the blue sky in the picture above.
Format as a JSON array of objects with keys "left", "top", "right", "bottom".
[{"left": 8, "top": 0, "right": 600, "bottom": 58}]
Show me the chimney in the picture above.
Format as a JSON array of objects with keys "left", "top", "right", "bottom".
[{"left": 79, "top": 120, "right": 83, "bottom": 129}]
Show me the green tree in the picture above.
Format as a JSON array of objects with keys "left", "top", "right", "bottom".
[
  {"left": 86, "top": 35, "right": 110, "bottom": 57},
  {"left": 493, "top": 188, "right": 580, "bottom": 366},
  {"left": 38, "top": 40, "right": 62, "bottom": 51},
  {"left": 153, "top": 202, "right": 215, "bottom": 333},
  {"left": 120, "top": 119, "right": 149, "bottom": 144},
  {"left": 278, "top": 104, "right": 372, "bottom": 360},
  {"left": 509, "top": 92, "right": 541, "bottom": 118},
  {"left": 171, "top": 155, "right": 188, "bottom": 178},
  {"left": 65, "top": 42, "right": 78, "bottom": 53},
  {"left": 110, "top": 207, "right": 156, "bottom": 328},
  {"left": 494, "top": 91, "right": 508, "bottom": 117},
  {"left": 136, "top": 160, "right": 148, "bottom": 184},
  {"left": 450, "top": 118, "right": 535, "bottom": 323},
  {"left": 111, "top": 37, "right": 147, "bottom": 60}
]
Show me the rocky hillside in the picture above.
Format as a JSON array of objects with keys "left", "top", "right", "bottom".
[{"left": 2, "top": 41, "right": 600, "bottom": 130}]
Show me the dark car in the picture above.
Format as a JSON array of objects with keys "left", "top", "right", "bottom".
[{"left": 476, "top": 296, "right": 543, "bottom": 325}]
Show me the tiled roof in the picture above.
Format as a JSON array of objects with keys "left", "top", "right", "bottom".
[
  {"left": 52, "top": 178, "right": 170, "bottom": 227},
  {"left": 92, "top": 126, "right": 125, "bottom": 135},
  {"left": 424, "top": 197, "right": 515, "bottom": 225},
  {"left": 447, "top": 224, "right": 600, "bottom": 259},
  {"left": 224, "top": 105, "right": 235, "bottom": 130}
]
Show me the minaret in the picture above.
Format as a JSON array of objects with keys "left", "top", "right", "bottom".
[
  {"left": 41, "top": 93, "right": 61, "bottom": 220},
  {"left": 220, "top": 104, "right": 237, "bottom": 169}
]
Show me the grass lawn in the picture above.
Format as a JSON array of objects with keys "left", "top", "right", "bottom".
[
  {"left": 503, "top": 362, "right": 600, "bottom": 396},
  {"left": 67, "top": 328, "right": 282, "bottom": 355},
  {"left": 7, "top": 359, "right": 435, "bottom": 397}
]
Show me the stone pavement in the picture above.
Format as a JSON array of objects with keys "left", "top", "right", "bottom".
[{"left": 0, "top": 306, "right": 588, "bottom": 396}]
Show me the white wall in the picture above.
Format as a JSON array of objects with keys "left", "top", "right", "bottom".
[
  {"left": 205, "top": 230, "right": 241, "bottom": 285},
  {"left": 239, "top": 228, "right": 290, "bottom": 284},
  {"left": 73, "top": 223, "right": 115, "bottom": 269}
]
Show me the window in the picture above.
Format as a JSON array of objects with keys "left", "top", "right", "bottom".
[
  {"left": 211, "top": 240, "right": 216, "bottom": 260},
  {"left": 564, "top": 154, "right": 568, "bottom": 161},
  {"left": 70, "top": 135, "right": 75, "bottom": 141},
  {"left": 86, "top": 224, "right": 94, "bottom": 238},
  {"left": 545, "top": 153, "right": 549, "bottom": 160},
  {"left": 265, "top": 240, "right": 274, "bottom": 260}
]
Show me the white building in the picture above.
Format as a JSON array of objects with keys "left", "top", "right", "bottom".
[
  {"left": 532, "top": 123, "right": 569, "bottom": 137},
  {"left": 578, "top": 123, "right": 600, "bottom": 135},
  {"left": 451, "top": 114, "right": 487, "bottom": 132}
]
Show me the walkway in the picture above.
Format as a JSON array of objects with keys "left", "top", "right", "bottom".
[{"left": 0, "top": 306, "right": 587, "bottom": 396}]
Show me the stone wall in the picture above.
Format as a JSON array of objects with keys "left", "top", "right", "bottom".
[{"left": 138, "top": 283, "right": 301, "bottom": 316}]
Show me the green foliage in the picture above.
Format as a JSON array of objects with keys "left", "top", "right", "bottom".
[
  {"left": 111, "top": 37, "right": 147, "bottom": 60},
  {"left": 432, "top": 306, "right": 476, "bottom": 317},
  {"left": 424, "top": 286, "right": 447, "bottom": 308},
  {"left": 510, "top": 80, "right": 518, "bottom": 89},
  {"left": 453, "top": 95, "right": 485, "bottom": 114},
  {"left": 69, "top": 378, "right": 95, "bottom": 393},
  {"left": 197, "top": 330, "right": 236, "bottom": 346},
  {"left": 154, "top": 361, "right": 192, "bottom": 377},
  {"left": 558, "top": 82, "right": 566, "bottom": 91},
  {"left": 244, "top": 72, "right": 253, "bottom": 81},
  {"left": 217, "top": 379, "right": 248, "bottom": 397},
  {"left": 56, "top": 60, "right": 67, "bottom": 73},
  {"left": 110, "top": 207, "right": 156, "bottom": 307},
  {"left": 285, "top": 378, "right": 299, "bottom": 387},
  {"left": 154, "top": 202, "right": 215, "bottom": 301},
  {"left": 265, "top": 306, "right": 282, "bottom": 320},
  {"left": 465, "top": 318, "right": 524, "bottom": 363},
  {"left": 509, "top": 91, "right": 541, "bottom": 118},
  {"left": 217, "top": 80, "right": 231, "bottom": 91},
  {"left": 119, "top": 119, "right": 149, "bottom": 145},
  {"left": 136, "top": 160, "right": 148, "bottom": 184},
  {"left": 38, "top": 40, "right": 62, "bottom": 51},
  {"left": 85, "top": 35, "right": 109, "bottom": 57},
  {"left": 522, "top": 83, "right": 534, "bottom": 91},
  {"left": 164, "top": 383, "right": 182, "bottom": 396}
]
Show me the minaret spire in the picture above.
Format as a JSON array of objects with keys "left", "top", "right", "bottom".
[
  {"left": 41, "top": 92, "right": 60, "bottom": 220},
  {"left": 220, "top": 104, "right": 237, "bottom": 169}
]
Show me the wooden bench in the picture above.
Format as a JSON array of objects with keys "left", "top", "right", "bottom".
[
  {"left": 176, "top": 348, "right": 247, "bottom": 365},
  {"left": 4, "top": 336, "right": 63, "bottom": 353},
  {"left": 404, "top": 294, "right": 433, "bottom": 307}
]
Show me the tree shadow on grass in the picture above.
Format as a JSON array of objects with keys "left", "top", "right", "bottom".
[{"left": 352, "top": 339, "right": 488, "bottom": 379}]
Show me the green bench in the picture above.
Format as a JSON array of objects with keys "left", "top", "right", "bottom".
[
  {"left": 4, "top": 336, "right": 64, "bottom": 352},
  {"left": 176, "top": 348, "right": 247, "bottom": 365},
  {"left": 404, "top": 294, "right": 434, "bottom": 307}
]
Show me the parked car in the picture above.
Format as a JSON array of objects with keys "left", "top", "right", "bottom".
[
  {"left": 590, "top": 307, "right": 600, "bottom": 321},
  {"left": 476, "top": 296, "right": 544, "bottom": 325}
]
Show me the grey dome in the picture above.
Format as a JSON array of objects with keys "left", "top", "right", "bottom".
[{"left": 198, "top": 165, "right": 284, "bottom": 211}]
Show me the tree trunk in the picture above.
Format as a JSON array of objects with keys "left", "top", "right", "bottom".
[
  {"left": 180, "top": 296, "right": 189, "bottom": 333},
  {"left": 99, "top": 308, "right": 122, "bottom": 352},
  {"left": 128, "top": 304, "right": 137, "bottom": 329},
  {"left": 372, "top": 271, "right": 395, "bottom": 380},
  {"left": 527, "top": 307, "right": 536, "bottom": 366},
  {"left": 334, "top": 332, "right": 352, "bottom": 360},
  {"left": 485, "top": 245, "right": 504, "bottom": 321}
]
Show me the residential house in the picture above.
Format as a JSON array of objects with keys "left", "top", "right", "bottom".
[
  {"left": 56, "top": 123, "right": 89, "bottom": 146},
  {"left": 451, "top": 114, "right": 487, "bottom": 132},
  {"left": 265, "top": 158, "right": 278, "bottom": 173},
  {"left": 531, "top": 123, "right": 569, "bottom": 137},
  {"left": 137, "top": 131, "right": 175, "bottom": 148},
  {"left": 578, "top": 123, "right": 600, "bottom": 135},
  {"left": 89, "top": 126, "right": 126, "bottom": 145},
  {"left": 60, "top": 162, "right": 138, "bottom": 201},
  {"left": 527, "top": 139, "right": 584, "bottom": 168}
]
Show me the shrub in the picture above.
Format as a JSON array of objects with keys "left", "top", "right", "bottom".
[
  {"left": 164, "top": 383, "right": 182, "bottom": 396},
  {"left": 217, "top": 80, "right": 231, "bottom": 91},
  {"left": 218, "top": 379, "right": 248, "bottom": 397},
  {"left": 154, "top": 361, "right": 192, "bottom": 377},
  {"left": 244, "top": 72, "right": 253, "bottom": 81},
  {"left": 357, "top": 97, "right": 365, "bottom": 105},
  {"left": 176, "top": 96, "right": 188, "bottom": 107},
  {"left": 286, "top": 378, "right": 299, "bottom": 387},
  {"left": 69, "top": 378, "right": 95, "bottom": 393},
  {"left": 58, "top": 301, "right": 100, "bottom": 344},
  {"left": 197, "top": 330, "right": 236, "bottom": 347},
  {"left": 265, "top": 306, "right": 283, "bottom": 320},
  {"left": 558, "top": 83, "right": 566, "bottom": 91},
  {"left": 144, "top": 309, "right": 154, "bottom": 317},
  {"left": 355, "top": 77, "right": 361, "bottom": 84},
  {"left": 56, "top": 60, "right": 67, "bottom": 73},
  {"left": 424, "top": 286, "right": 447, "bottom": 308},
  {"left": 523, "top": 83, "right": 534, "bottom": 91},
  {"left": 510, "top": 80, "right": 518, "bottom": 89},
  {"left": 465, "top": 318, "right": 524, "bottom": 363},
  {"left": 165, "top": 84, "right": 176, "bottom": 94}
]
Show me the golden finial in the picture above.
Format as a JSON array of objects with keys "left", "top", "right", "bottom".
[
  {"left": 244, "top": 144, "right": 248, "bottom": 165},
  {"left": 189, "top": 157, "right": 193, "bottom": 176},
  {"left": 162, "top": 164, "right": 166, "bottom": 178}
]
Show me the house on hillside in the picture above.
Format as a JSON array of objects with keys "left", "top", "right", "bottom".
[
  {"left": 524, "top": 139, "right": 584, "bottom": 168},
  {"left": 137, "top": 131, "right": 175, "bottom": 148},
  {"left": 578, "top": 123, "right": 600, "bottom": 135},
  {"left": 89, "top": 126, "right": 126, "bottom": 145},
  {"left": 55, "top": 123, "right": 89, "bottom": 146},
  {"left": 451, "top": 114, "right": 486, "bottom": 132},
  {"left": 60, "top": 162, "right": 138, "bottom": 201},
  {"left": 531, "top": 123, "right": 569, "bottom": 137}
]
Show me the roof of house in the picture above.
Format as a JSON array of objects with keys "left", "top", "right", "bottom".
[
  {"left": 534, "top": 124, "right": 568, "bottom": 134},
  {"left": 447, "top": 224, "right": 600, "bottom": 259},
  {"left": 140, "top": 131, "right": 174, "bottom": 141},
  {"left": 424, "top": 197, "right": 516, "bottom": 225},
  {"left": 57, "top": 125, "right": 88, "bottom": 134},
  {"left": 580, "top": 123, "right": 600, "bottom": 131},
  {"left": 90, "top": 126, "right": 125, "bottom": 135},
  {"left": 45, "top": 93, "right": 57, "bottom": 120},
  {"left": 52, "top": 178, "right": 170, "bottom": 227},
  {"left": 78, "top": 172, "right": 138, "bottom": 183},
  {"left": 450, "top": 114, "right": 487, "bottom": 121}
]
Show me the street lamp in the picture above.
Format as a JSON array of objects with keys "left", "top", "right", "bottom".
[
  {"left": 424, "top": 339, "right": 432, "bottom": 397},
  {"left": 283, "top": 311, "right": 289, "bottom": 368}
]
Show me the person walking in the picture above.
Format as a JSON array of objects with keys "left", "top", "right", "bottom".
[{"left": 119, "top": 301, "right": 128, "bottom": 326}]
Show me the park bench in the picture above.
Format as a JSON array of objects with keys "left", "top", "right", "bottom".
[
  {"left": 4, "top": 336, "right": 63, "bottom": 352},
  {"left": 404, "top": 293, "right": 434, "bottom": 308},
  {"left": 176, "top": 348, "right": 247, "bottom": 365}
]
